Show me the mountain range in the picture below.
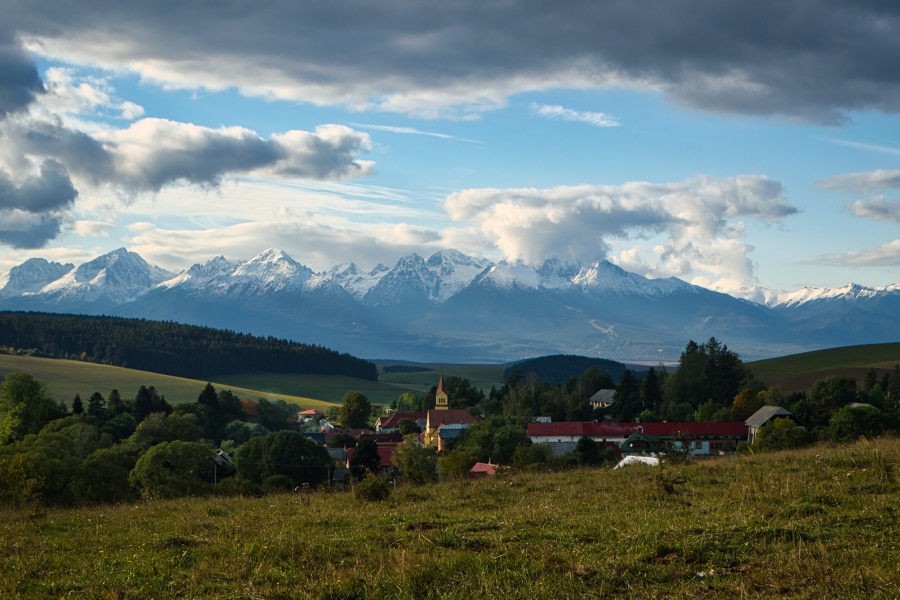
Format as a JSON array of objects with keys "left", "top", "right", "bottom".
[{"left": 1, "top": 247, "right": 898, "bottom": 363}]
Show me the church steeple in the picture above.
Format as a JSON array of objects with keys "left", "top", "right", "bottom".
[{"left": 435, "top": 372, "right": 449, "bottom": 410}]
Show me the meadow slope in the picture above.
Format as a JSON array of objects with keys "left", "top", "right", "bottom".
[{"left": 2, "top": 438, "right": 897, "bottom": 599}]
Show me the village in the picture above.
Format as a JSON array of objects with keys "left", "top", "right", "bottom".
[{"left": 290, "top": 374, "right": 800, "bottom": 485}]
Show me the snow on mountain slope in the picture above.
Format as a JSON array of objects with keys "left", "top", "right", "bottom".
[
  {"left": 763, "top": 283, "right": 889, "bottom": 308},
  {"left": 0, "top": 258, "right": 74, "bottom": 298},
  {"left": 204, "top": 248, "right": 314, "bottom": 296},
  {"left": 157, "top": 256, "right": 238, "bottom": 290},
  {"left": 35, "top": 248, "right": 174, "bottom": 303},
  {"left": 323, "top": 262, "right": 389, "bottom": 300},
  {"left": 425, "top": 249, "right": 493, "bottom": 301}
]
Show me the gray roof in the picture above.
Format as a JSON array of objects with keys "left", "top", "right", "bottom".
[
  {"left": 745, "top": 405, "right": 792, "bottom": 428},
  {"left": 590, "top": 389, "right": 617, "bottom": 404}
]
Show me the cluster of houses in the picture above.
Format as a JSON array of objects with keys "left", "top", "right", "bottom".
[{"left": 295, "top": 376, "right": 795, "bottom": 479}]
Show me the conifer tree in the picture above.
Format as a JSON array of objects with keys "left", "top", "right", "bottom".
[{"left": 72, "top": 393, "right": 84, "bottom": 415}]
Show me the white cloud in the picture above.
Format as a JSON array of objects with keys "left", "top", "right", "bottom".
[
  {"left": 444, "top": 175, "right": 795, "bottom": 290},
  {"left": 529, "top": 103, "right": 619, "bottom": 127},
  {"left": 816, "top": 240, "right": 900, "bottom": 267},
  {"left": 817, "top": 169, "right": 900, "bottom": 193},
  {"left": 846, "top": 195, "right": 900, "bottom": 223}
]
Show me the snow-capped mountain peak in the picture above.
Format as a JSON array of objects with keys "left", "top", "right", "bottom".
[
  {"left": 35, "top": 248, "right": 174, "bottom": 303},
  {"left": 158, "top": 256, "right": 238, "bottom": 290},
  {"left": 0, "top": 258, "right": 74, "bottom": 298},
  {"left": 210, "top": 248, "right": 314, "bottom": 295}
]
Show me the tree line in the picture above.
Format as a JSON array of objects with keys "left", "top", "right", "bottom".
[
  {"left": 0, "top": 372, "right": 337, "bottom": 505},
  {"left": 0, "top": 312, "right": 377, "bottom": 380}
]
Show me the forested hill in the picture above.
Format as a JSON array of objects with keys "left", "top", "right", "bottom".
[
  {"left": 504, "top": 354, "right": 627, "bottom": 384},
  {"left": 0, "top": 312, "right": 377, "bottom": 381}
]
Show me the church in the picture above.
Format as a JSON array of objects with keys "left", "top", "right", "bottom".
[{"left": 423, "top": 374, "right": 477, "bottom": 449}]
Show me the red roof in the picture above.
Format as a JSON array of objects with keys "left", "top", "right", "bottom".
[
  {"left": 345, "top": 443, "right": 399, "bottom": 468},
  {"left": 526, "top": 422, "right": 638, "bottom": 437},
  {"left": 378, "top": 412, "right": 427, "bottom": 429},
  {"left": 426, "top": 409, "right": 477, "bottom": 427},
  {"left": 470, "top": 462, "right": 500, "bottom": 476},
  {"left": 526, "top": 421, "right": 748, "bottom": 438},
  {"left": 638, "top": 422, "right": 748, "bottom": 437}
]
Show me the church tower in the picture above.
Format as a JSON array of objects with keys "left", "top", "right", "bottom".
[{"left": 435, "top": 373, "right": 449, "bottom": 410}]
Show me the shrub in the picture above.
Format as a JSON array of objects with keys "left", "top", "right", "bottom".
[{"left": 353, "top": 470, "right": 391, "bottom": 502}]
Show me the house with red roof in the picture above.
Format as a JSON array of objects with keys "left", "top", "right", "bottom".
[
  {"left": 375, "top": 411, "right": 427, "bottom": 434},
  {"left": 621, "top": 422, "right": 748, "bottom": 456},
  {"left": 527, "top": 421, "right": 748, "bottom": 457}
]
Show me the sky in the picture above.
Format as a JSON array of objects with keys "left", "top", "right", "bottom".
[{"left": 1, "top": 0, "right": 899, "bottom": 297}]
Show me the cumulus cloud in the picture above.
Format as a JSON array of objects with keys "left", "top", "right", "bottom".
[
  {"left": 7, "top": 1, "right": 900, "bottom": 121},
  {"left": 529, "top": 103, "right": 619, "bottom": 127},
  {"left": 816, "top": 240, "right": 900, "bottom": 267},
  {"left": 444, "top": 175, "right": 796, "bottom": 289}
]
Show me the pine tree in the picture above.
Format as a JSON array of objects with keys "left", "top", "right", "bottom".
[
  {"left": 87, "top": 392, "right": 106, "bottom": 419},
  {"left": 71, "top": 393, "right": 84, "bottom": 415},
  {"left": 107, "top": 388, "right": 124, "bottom": 417}
]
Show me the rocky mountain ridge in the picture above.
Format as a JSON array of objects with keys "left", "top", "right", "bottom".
[{"left": 1, "top": 247, "right": 898, "bottom": 362}]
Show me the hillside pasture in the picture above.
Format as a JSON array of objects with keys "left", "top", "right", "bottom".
[
  {"left": 210, "top": 372, "right": 417, "bottom": 406},
  {"left": 748, "top": 342, "right": 900, "bottom": 393},
  {"left": 375, "top": 362, "right": 507, "bottom": 394},
  {"left": 0, "top": 354, "right": 336, "bottom": 412}
]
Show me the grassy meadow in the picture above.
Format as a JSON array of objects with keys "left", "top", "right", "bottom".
[
  {"left": 748, "top": 342, "right": 900, "bottom": 393},
  {"left": 0, "top": 354, "right": 339, "bottom": 412},
  {"left": 375, "top": 363, "right": 507, "bottom": 395},
  {"left": 2, "top": 437, "right": 897, "bottom": 599}
]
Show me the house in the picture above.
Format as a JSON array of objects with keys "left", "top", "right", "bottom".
[
  {"left": 375, "top": 411, "right": 427, "bottom": 434},
  {"left": 528, "top": 421, "right": 747, "bottom": 456},
  {"left": 526, "top": 422, "right": 637, "bottom": 455},
  {"left": 589, "top": 389, "right": 617, "bottom": 410},
  {"left": 470, "top": 462, "right": 501, "bottom": 477},
  {"left": 634, "top": 422, "right": 748, "bottom": 455},
  {"left": 744, "top": 406, "right": 792, "bottom": 444},
  {"left": 344, "top": 443, "right": 400, "bottom": 471}
]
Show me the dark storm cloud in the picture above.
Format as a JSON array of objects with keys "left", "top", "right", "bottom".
[
  {"left": 0, "top": 159, "right": 75, "bottom": 249},
  {"left": 0, "top": 27, "right": 44, "bottom": 118},
  {"left": 0, "top": 159, "right": 77, "bottom": 213},
  {"left": 0, "top": 212, "right": 66, "bottom": 249},
  {"left": 6, "top": 0, "right": 900, "bottom": 121}
]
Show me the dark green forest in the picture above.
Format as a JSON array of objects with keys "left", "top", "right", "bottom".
[
  {"left": 0, "top": 312, "right": 376, "bottom": 381},
  {"left": 504, "top": 354, "right": 626, "bottom": 385}
]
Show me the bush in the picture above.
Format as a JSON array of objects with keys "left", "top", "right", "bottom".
[
  {"left": 353, "top": 471, "right": 391, "bottom": 502},
  {"left": 262, "top": 474, "right": 295, "bottom": 493}
]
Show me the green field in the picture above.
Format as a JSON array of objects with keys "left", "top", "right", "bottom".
[
  {"left": 748, "top": 342, "right": 900, "bottom": 393},
  {"left": 0, "top": 355, "right": 340, "bottom": 412},
  {"left": 213, "top": 372, "right": 416, "bottom": 406},
  {"left": 1, "top": 438, "right": 897, "bottom": 598},
  {"left": 375, "top": 362, "right": 507, "bottom": 394}
]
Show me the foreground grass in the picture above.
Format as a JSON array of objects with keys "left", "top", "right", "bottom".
[{"left": 2, "top": 438, "right": 898, "bottom": 599}]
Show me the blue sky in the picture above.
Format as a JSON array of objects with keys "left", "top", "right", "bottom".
[{"left": 1, "top": 1, "right": 899, "bottom": 296}]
